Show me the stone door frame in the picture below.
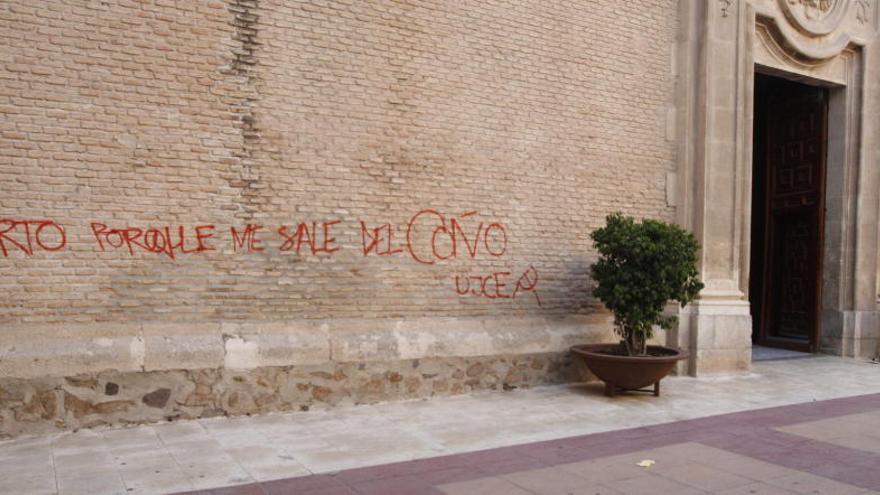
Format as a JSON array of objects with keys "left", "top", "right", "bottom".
[{"left": 672, "top": 0, "right": 880, "bottom": 374}]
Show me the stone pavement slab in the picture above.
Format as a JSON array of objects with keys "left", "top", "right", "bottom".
[
  {"left": 0, "top": 355, "right": 879, "bottom": 494},
  {"left": 180, "top": 397, "right": 880, "bottom": 494}
]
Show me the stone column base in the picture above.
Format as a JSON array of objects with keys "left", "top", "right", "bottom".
[{"left": 673, "top": 299, "right": 752, "bottom": 376}]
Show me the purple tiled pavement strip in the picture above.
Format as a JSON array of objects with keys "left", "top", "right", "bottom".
[{"left": 175, "top": 393, "right": 880, "bottom": 494}]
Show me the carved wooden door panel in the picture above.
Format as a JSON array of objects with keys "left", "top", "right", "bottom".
[{"left": 759, "top": 87, "right": 827, "bottom": 352}]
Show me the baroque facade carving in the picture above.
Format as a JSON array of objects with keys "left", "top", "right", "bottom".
[
  {"left": 780, "top": 0, "right": 848, "bottom": 35},
  {"left": 720, "top": 0, "right": 735, "bottom": 17},
  {"left": 752, "top": 0, "right": 876, "bottom": 63},
  {"left": 855, "top": 0, "right": 871, "bottom": 23}
]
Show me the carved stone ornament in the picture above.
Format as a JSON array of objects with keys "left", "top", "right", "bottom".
[
  {"left": 719, "top": 0, "right": 734, "bottom": 17},
  {"left": 855, "top": 0, "right": 871, "bottom": 23},
  {"left": 779, "top": 0, "right": 851, "bottom": 36}
]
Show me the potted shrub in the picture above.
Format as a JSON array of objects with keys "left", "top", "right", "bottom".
[{"left": 571, "top": 213, "right": 704, "bottom": 396}]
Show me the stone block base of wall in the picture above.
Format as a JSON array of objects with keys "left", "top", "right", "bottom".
[
  {"left": 0, "top": 351, "right": 588, "bottom": 439},
  {"left": 821, "top": 309, "right": 880, "bottom": 359}
]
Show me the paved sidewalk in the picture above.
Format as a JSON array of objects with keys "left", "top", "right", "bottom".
[
  {"left": 184, "top": 393, "right": 880, "bottom": 495},
  {"left": 1, "top": 355, "right": 879, "bottom": 494}
]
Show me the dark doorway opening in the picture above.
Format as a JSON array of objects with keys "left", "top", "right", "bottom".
[{"left": 749, "top": 72, "right": 828, "bottom": 353}]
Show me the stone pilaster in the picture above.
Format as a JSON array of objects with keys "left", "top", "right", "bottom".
[
  {"left": 673, "top": 0, "right": 755, "bottom": 375},
  {"left": 675, "top": 0, "right": 880, "bottom": 370}
]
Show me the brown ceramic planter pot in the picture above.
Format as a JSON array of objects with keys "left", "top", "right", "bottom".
[{"left": 570, "top": 344, "right": 688, "bottom": 397}]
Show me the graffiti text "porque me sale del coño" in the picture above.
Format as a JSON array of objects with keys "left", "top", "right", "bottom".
[{"left": 0, "top": 211, "right": 540, "bottom": 306}]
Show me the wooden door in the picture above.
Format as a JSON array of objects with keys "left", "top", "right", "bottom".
[{"left": 758, "top": 85, "right": 827, "bottom": 352}]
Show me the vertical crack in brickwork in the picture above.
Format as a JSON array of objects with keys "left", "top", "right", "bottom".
[{"left": 222, "top": 0, "right": 262, "bottom": 220}]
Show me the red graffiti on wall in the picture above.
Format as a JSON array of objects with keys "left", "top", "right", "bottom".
[
  {"left": 277, "top": 220, "right": 341, "bottom": 255},
  {"left": 0, "top": 219, "right": 67, "bottom": 257},
  {"left": 90, "top": 223, "right": 216, "bottom": 259},
  {"left": 406, "top": 209, "right": 508, "bottom": 264},
  {"left": 454, "top": 265, "right": 542, "bottom": 307},
  {"left": 361, "top": 210, "right": 508, "bottom": 264},
  {"left": 3, "top": 211, "right": 542, "bottom": 307},
  {"left": 230, "top": 224, "right": 265, "bottom": 253},
  {"left": 360, "top": 222, "right": 404, "bottom": 256}
]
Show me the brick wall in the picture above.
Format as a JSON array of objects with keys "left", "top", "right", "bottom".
[
  {"left": 1, "top": 0, "right": 678, "bottom": 327},
  {"left": 1, "top": 0, "right": 240, "bottom": 323},
  {"left": 0, "top": 0, "right": 681, "bottom": 435}
]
